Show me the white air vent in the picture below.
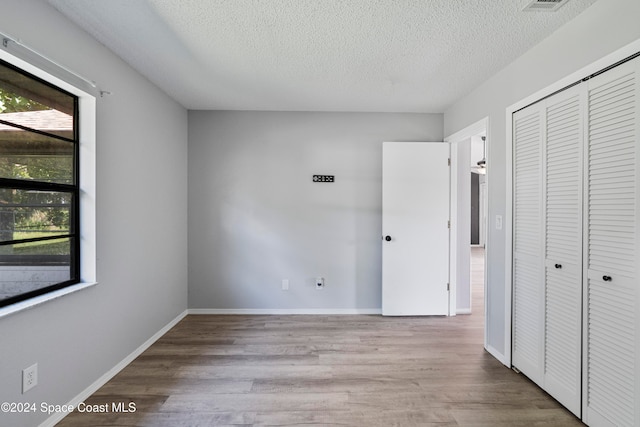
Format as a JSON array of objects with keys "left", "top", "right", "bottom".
[{"left": 523, "top": 0, "right": 569, "bottom": 12}]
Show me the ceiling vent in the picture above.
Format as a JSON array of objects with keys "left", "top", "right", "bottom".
[{"left": 523, "top": 0, "right": 569, "bottom": 12}]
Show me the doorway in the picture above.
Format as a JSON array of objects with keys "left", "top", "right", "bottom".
[
  {"left": 445, "top": 118, "right": 489, "bottom": 337},
  {"left": 470, "top": 134, "right": 487, "bottom": 319}
]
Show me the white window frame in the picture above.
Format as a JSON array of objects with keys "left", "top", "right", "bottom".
[{"left": 0, "top": 45, "right": 96, "bottom": 318}]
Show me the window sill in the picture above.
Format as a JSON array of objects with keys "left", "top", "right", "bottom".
[{"left": 0, "top": 281, "right": 98, "bottom": 319}]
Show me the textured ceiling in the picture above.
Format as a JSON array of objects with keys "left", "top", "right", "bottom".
[{"left": 47, "top": 0, "right": 597, "bottom": 112}]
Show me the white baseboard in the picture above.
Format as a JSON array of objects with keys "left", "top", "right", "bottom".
[
  {"left": 40, "top": 309, "right": 188, "bottom": 427},
  {"left": 456, "top": 308, "right": 472, "bottom": 315},
  {"left": 188, "top": 308, "right": 382, "bottom": 315}
]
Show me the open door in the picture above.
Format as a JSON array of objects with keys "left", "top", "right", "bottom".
[{"left": 382, "top": 141, "right": 450, "bottom": 316}]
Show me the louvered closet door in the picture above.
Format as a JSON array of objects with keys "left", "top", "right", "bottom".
[
  {"left": 583, "top": 57, "right": 640, "bottom": 427},
  {"left": 543, "top": 84, "right": 584, "bottom": 417},
  {"left": 512, "top": 102, "right": 545, "bottom": 386}
]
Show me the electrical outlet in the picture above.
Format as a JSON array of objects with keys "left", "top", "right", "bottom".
[
  {"left": 282, "top": 279, "right": 289, "bottom": 291},
  {"left": 315, "top": 277, "right": 324, "bottom": 289},
  {"left": 22, "top": 363, "right": 37, "bottom": 394}
]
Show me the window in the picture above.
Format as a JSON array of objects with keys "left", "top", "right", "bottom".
[{"left": 0, "top": 58, "right": 80, "bottom": 307}]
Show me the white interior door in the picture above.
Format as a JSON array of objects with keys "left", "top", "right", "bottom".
[
  {"left": 512, "top": 102, "right": 545, "bottom": 386},
  {"left": 543, "top": 84, "right": 584, "bottom": 416},
  {"left": 512, "top": 86, "right": 584, "bottom": 414},
  {"left": 583, "top": 56, "right": 639, "bottom": 427},
  {"left": 382, "top": 141, "right": 450, "bottom": 316}
]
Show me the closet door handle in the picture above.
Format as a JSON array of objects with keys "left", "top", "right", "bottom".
[
  {"left": 602, "top": 275, "right": 612, "bottom": 282},
  {"left": 554, "top": 264, "right": 562, "bottom": 269},
  {"left": 384, "top": 235, "right": 392, "bottom": 242}
]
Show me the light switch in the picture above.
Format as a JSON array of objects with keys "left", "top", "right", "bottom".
[{"left": 495, "top": 215, "right": 503, "bottom": 230}]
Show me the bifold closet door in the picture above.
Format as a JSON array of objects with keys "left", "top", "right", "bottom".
[
  {"left": 513, "top": 85, "right": 584, "bottom": 415},
  {"left": 583, "top": 56, "right": 640, "bottom": 427},
  {"left": 542, "top": 84, "right": 585, "bottom": 416},
  {"left": 512, "top": 102, "right": 545, "bottom": 385}
]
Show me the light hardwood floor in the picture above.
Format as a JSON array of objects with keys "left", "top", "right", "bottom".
[{"left": 58, "top": 248, "right": 583, "bottom": 426}]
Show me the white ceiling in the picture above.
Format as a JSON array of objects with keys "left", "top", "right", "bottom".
[{"left": 47, "top": 0, "right": 597, "bottom": 112}]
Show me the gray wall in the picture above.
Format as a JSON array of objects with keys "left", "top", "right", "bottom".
[
  {"left": 188, "top": 111, "right": 442, "bottom": 310},
  {"left": 444, "top": 0, "right": 640, "bottom": 360},
  {"left": 471, "top": 173, "right": 479, "bottom": 245},
  {"left": 0, "top": 1, "right": 188, "bottom": 426}
]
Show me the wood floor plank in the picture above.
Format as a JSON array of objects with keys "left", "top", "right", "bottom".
[
  {"left": 250, "top": 377, "right": 423, "bottom": 394},
  {"left": 57, "top": 248, "right": 584, "bottom": 426},
  {"left": 134, "top": 353, "right": 320, "bottom": 366},
  {"left": 174, "top": 364, "right": 334, "bottom": 380},
  {"left": 251, "top": 409, "right": 457, "bottom": 426},
  {"left": 160, "top": 392, "right": 350, "bottom": 412},
  {"left": 451, "top": 408, "right": 581, "bottom": 426},
  {"left": 96, "top": 378, "right": 254, "bottom": 395}
]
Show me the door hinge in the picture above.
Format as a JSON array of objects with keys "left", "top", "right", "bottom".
[
  {"left": 448, "top": 158, "right": 451, "bottom": 166},
  {"left": 447, "top": 220, "right": 451, "bottom": 229},
  {"left": 447, "top": 283, "right": 450, "bottom": 291}
]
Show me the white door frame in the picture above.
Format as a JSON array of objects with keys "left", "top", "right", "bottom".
[{"left": 445, "top": 118, "right": 489, "bottom": 323}]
